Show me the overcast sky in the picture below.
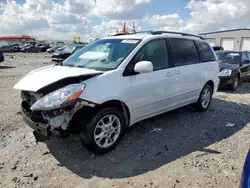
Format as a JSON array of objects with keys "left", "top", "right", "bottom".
[{"left": 0, "top": 0, "right": 250, "bottom": 41}]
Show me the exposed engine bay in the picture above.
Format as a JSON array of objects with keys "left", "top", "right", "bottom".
[{"left": 20, "top": 74, "right": 99, "bottom": 139}]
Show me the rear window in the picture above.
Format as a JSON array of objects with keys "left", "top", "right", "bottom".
[
  {"left": 169, "top": 38, "right": 199, "bottom": 66},
  {"left": 196, "top": 41, "right": 216, "bottom": 62}
]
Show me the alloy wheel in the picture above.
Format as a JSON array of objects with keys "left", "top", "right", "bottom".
[
  {"left": 201, "top": 88, "right": 211, "bottom": 109},
  {"left": 233, "top": 76, "right": 239, "bottom": 89},
  {"left": 93, "top": 115, "right": 121, "bottom": 148}
]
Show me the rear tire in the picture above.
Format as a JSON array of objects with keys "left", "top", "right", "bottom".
[
  {"left": 229, "top": 76, "right": 239, "bottom": 91},
  {"left": 80, "top": 107, "right": 125, "bottom": 154},
  {"left": 194, "top": 84, "right": 212, "bottom": 112}
]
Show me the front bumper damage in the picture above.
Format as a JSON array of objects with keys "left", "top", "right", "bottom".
[
  {"left": 219, "top": 76, "right": 234, "bottom": 88},
  {"left": 21, "top": 91, "right": 96, "bottom": 141},
  {"left": 22, "top": 109, "right": 50, "bottom": 136}
]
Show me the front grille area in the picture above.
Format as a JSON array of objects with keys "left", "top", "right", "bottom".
[
  {"left": 31, "top": 111, "right": 45, "bottom": 123},
  {"left": 21, "top": 91, "right": 47, "bottom": 123},
  {"left": 21, "top": 91, "right": 37, "bottom": 106},
  {"left": 21, "top": 91, "right": 35, "bottom": 115},
  {"left": 21, "top": 100, "right": 31, "bottom": 114}
]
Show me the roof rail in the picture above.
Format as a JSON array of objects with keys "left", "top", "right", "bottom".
[
  {"left": 111, "top": 31, "right": 153, "bottom": 36},
  {"left": 152, "top": 31, "right": 205, "bottom": 40},
  {"left": 135, "top": 30, "right": 153, "bottom": 34}
]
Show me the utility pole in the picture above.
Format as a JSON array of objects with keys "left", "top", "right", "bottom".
[{"left": 198, "top": 22, "right": 202, "bottom": 34}]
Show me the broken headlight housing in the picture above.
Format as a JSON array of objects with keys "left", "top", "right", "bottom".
[{"left": 30, "top": 84, "right": 85, "bottom": 111}]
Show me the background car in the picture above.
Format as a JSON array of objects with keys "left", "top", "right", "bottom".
[
  {"left": 20, "top": 45, "right": 42, "bottom": 53},
  {"left": 213, "top": 46, "right": 224, "bottom": 51},
  {"left": 46, "top": 46, "right": 57, "bottom": 53},
  {"left": 10, "top": 44, "right": 20, "bottom": 52},
  {"left": 0, "top": 45, "right": 12, "bottom": 53},
  {"left": 52, "top": 44, "right": 85, "bottom": 62},
  {"left": 20, "top": 44, "right": 32, "bottom": 52},
  {"left": 36, "top": 44, "right": 50, "bottom": 52},
  {"left": 217, "top": 51, "right": 250, "bottom": 90},
  {"left": 0, "top": 50, "right": 4, "bottom": 63},
  {"left": 46, "top": 45, "right": 63, "bottom": 53}
]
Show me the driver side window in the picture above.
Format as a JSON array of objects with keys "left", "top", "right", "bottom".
[{"left": 134, "top": 39, "right": 169, "bottom": 71}]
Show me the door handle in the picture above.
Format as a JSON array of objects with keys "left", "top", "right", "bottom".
[{"left": 165, "top": 72, "right": 173, "bottom": 77}]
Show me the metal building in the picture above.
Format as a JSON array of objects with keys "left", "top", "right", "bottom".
[{"left": 199, "top": 28, "right": 250, "bottom": 51}]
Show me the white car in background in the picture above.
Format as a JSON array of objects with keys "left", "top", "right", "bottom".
[{"left": 14, "top": 31, "right": 220, "bottom": 154}]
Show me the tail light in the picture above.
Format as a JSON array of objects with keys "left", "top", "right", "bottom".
[{"left": 217, "top": 60, "right": 221, "bottom": 68}]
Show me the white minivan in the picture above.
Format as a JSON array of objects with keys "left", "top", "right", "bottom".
[{"left": 14, "top": 31, "right": 220, "bottom": 154}]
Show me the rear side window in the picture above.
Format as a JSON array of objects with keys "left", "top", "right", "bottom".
[
  {"left": 242, "top": 52, "right": 249, "bottom": 62},
  {"left": 247, "top": 52, "right": 250, "bottom": 60},
  {"left": 169, "top": 38, "right": 199, "bottom": 66},
  {"left": 196, "top": 41, "right": 216, "bottom": 62}
]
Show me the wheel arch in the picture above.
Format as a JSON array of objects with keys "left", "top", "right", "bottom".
[
  {"left": 69, "top": 99, "right": 131, "bottom": 134},
  {"left": 205, "top": 80, "right": 214, "bottom": 94},
  {"left": 99, "top": 100, "right": 131, "bottom": 127}
]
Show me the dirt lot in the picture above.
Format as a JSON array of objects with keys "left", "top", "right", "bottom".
[{"left": 0, "top": 53, "right": 249, "bottom": 188}]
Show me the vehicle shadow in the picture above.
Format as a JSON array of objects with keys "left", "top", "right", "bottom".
[
  {"left": 0, "top": 65, "right": 16, "bottom": 69},
  {"left": 218, "top": 81, "right": 250, "bottom": 94},
  {"left": 46, "top": 98, "right": 250, "bottom": 179}
]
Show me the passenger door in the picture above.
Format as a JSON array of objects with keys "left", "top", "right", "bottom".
[
  {"left": 168, "top": 38, "right": 204, "bottom": 107},
  {"left": 241, "top": 52, "right": 250, "bottom": 76},
  {"left": 128, "top": 39, "right": 175, "bottom": 122}
]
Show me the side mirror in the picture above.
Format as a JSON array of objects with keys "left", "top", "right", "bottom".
[{"left": 134, "top": 61, "right": 153, "bottom": 74}]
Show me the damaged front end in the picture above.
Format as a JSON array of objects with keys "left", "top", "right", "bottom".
[{"left": 20, "top": 84, "right": 96, "bottom": 142}]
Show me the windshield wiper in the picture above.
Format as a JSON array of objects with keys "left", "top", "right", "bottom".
[
  {"left": 90, "top": 67, "right": 112, "bottom": 71},
  {"left": 70, "top": 65, "right": 112, "bottom": 71}
]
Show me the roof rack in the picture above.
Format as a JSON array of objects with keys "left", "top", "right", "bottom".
[
  {"left": 152, "top": 31, "right": 205, "bottom": 40},
  {"left": 135, "top": 30, "right": 153, "bottom": 34},
  {"left": 112, "top": 31, "right": 153, "bottom": 36}
]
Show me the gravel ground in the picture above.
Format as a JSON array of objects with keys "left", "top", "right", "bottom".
[{"left": 0, "top": 53, "right": 250, "bottom": 188}]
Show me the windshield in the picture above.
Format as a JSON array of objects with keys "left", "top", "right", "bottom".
[
  {"left": 216, "top": 52, "right": 241, "bottom": 64},
  {"left": 63, "top": 39, "right": 140, "bottom": 71},
  {"left": 62, "top": 46, "right": 76, "bottom": 53}
]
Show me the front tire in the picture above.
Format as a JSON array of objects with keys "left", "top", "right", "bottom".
[
  {"left": 194, "top": 84, "right": 212, "bottom": 112},
  {"left": 229, "top": 76, "right": 239, "bottom": 91},
  {"left": 80, "top": 107, "right": 125, "bottom": 154}
]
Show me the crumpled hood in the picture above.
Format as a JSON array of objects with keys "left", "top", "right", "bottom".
[
  {"left": 14, "top": 65, "right": 102, "bottom": 92},
  {"left": 220, "top": 63, "right": 239, "bottom": 71}
]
